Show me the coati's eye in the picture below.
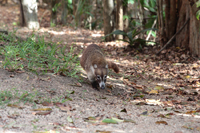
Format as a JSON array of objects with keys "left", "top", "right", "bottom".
[
  {"left": 104, "top": 75, "right": 107, "bottom": 79},
  {"left": 97, "top": 75, "right": 101, "bottom": 80}
]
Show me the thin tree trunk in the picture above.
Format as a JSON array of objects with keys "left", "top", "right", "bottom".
[
  {"left": 176, "top": 0, "right": 190, "bottom": 49},
  {"left": 61, "top": 0, "right": 68, "bottom": 25},
  {"left": 157, "top": 0, "right": 165, "bottom": 45},
  {"left": 51, "top": 0, "right": 57, "bottom": 25},
  {"left": 123, "top": 1, "right": 128, "bottom": 33},
  {"left": 20, "top": 0, "right": 39, "bottom": 29},
  {"left": 102, "top": 0, "right": 114, "bottom": 41},
  {"left": 188, "top": 0, "right": 200, "bottom": 57},
  {"left": 116, "top": 0, "right": 123, "bottom": 40},
  {"left": 165, "top": 0, "right": 177, "bottom": 42}
]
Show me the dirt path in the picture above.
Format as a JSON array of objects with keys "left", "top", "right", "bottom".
[{"left": 0, "top": 69, "right": 199, "bottom": 133}]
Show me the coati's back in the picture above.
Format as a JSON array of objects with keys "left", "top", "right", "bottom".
[
  {"left": 80, "top": 44, "right": 119, "bottom": 90},
  {"left": 80, "top": 44, "right": 107, "bottom": 69}
]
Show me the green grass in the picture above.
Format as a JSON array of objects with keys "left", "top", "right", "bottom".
[
  {"left": 0, "top": 88, "right": 74, "bottom": 106},
  {"left": 0, "top": 88, "right": 36, "bottom": 106},
  {"left": 0, "top": 31, "right": 80, "bottom": 77}
]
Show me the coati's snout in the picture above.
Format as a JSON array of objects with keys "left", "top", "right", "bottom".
[
  {"left": 96, "top": 74, "right": 107, "bottom": 89},
  {"left": 94, "top": 65, "right": 108, "bottom": 89}
]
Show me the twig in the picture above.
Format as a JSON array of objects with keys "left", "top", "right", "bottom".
[
  {"left": 156, "top": 18, "right": 190, "bottom": 55},
  {"left": 146, "top": 19, "right": 157, "bottom": 41}
]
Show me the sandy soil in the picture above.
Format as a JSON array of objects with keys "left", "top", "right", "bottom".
[{"left": 0, "top": 69, "right": 200, "bottom": 133}]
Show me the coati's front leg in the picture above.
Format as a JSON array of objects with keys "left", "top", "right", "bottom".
[{"left": 91, "top": 81, "right": 100, "bottom": 91}]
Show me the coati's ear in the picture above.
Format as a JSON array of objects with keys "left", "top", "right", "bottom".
[
  {"left": 94, "top": 64, "right": 97, "bottom": 68},
  {"left": 105, "top": 64, "right": 108, "bottom": 69}
]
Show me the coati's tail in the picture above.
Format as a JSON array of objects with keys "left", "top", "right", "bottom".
[{"left": 107, "top": 61, "right": 119, "bottom": 73}]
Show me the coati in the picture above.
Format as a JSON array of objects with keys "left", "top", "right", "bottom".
[{"left": 80, "top": 44, "right": 119, "bottom": 90}]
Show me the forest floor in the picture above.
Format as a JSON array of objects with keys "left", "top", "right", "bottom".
[{"left": 0, "top": 2, "right": 200, "bottom": 133}]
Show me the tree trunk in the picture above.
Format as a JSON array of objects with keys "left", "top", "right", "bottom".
[
  {"left": 51, "top": 0, "right": 57, "bottom": 25},
  {"left": 188, "top": 0, "right": 200, "bottom": 57},
  {"left": 165, "top": 0, "right": 177, "bottom": 44},
  {"left": 102, "top": 0, "right": 114, "bottom": 41},
  {"left": 61, "top": 0, "right": 68, "bottom": 25},
  {"left": 164, "top": 0, "right": 200, "bottom": 57},
  {"left": 19, "top": 0, "right": 39, "bottom": 29},
  {"left": 116, "top": 0, "right": 123, "bottom": 40},
  {"left": 176, "top": 1, "right": 190, "bottom": 49},
  {"left": 123, "top": 1, "right": 128, "bottom": 34},
  {"left": 157, "top": 0, "right": 165, "bottom": 45},
  {"left": 74, "top": 0, "right": 83, "bottom": 27}
]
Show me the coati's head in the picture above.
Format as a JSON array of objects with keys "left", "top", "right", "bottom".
[{"left": 93, "top": 64, "right": 108, "bottom": 89}]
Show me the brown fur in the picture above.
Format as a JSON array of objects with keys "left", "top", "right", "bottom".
[
  {"left": 107, "top": 61, "right": 119, "bottom": 73},
  {"left": 80, "top": 44, "right": 119, "bottom": 89}
]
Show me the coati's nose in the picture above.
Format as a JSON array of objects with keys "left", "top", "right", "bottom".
[
  {"left": 101, "top": 86, "right": 105, "bottom": 89},
  {"left": 99, "top": 81, "right": 105, "bottom": 89}
]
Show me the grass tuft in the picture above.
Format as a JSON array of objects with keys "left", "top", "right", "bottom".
[{"left": 0, "top": 31, "right": 80, "bottom": 77}]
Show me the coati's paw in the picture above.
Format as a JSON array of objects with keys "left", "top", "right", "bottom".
[{"left": 91, "top": 81, "right": 100, "bottom": 91}]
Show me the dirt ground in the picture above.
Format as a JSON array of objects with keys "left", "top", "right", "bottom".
[
  {"left": 0, "top": 2, "right": 200, "bottom": 133},
  {"left": 0, "top": 69, "right": 199, "bottom": 133}
]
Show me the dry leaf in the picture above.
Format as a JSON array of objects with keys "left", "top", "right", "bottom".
[
  {"left": 145, "top": 99, "right": 162, "bottom": 106},
  {"left": 32, "top": 111, "right": 52, "bottom": 115},
  {"left": 149, "top": 90, "right": 158, "bottom": 94},
  {"left": 156, "top": 121, "right": 168, "bottom": 125},
  {"left": 31, "top": 108, "right": 52, "bottom": 111}
]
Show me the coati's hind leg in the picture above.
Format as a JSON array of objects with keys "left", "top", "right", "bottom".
[{"left": 91, "top": 81, "right": 100, "bottom": 91}]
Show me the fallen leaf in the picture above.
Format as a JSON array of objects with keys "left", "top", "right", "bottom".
[
  {"left": 182, "top": 125, "right": 193, "bottom": 130},
  {"left": 123, "top": 119, "right": 136, "bottom": 124},
  {"left": 102, "top": 118, "right": 118, "bottom": 124},
  {"left": 154, "top": 85, "right": 164, "bottom": 90},
  {"left": 66, "top": 90, "right": 75, "bottom": 94},
  {"left": 185, "top": 110, "right": 196, "bottom": 114},
  {"left": 69, "top": 82, "right": 82, "bottom": 87},
  {"left": 67, "top": 116, "right": 73, "bottom": 123},
  {"left": 7, "top": 114, "right": 19, "bottom": 119},
  {"left": 141, "top": 111, "right": 148, "bottom": 116},
  {"left": 149, "top": 90, "right": 159, "bottom": 94},
  {"left": 96, "top": 130, "right": 112, "bottom": 133},
  {"left": 157, "top": 114, "right": 171, "bottom": 119},
  {"left": 155, "top": 121, "right": 168, "bottom": 125},
  {"left": 40, "top": 77, "right": 50, "bottom": 81},
  {"left": 59, "top": 106, "right": 71, "bottom": 113},
  {"left": 133, "top": 94, "right": 144, "bottom": 98},
  {"left": 64, "top": 95, "right": 72, "bottom": 101},
  {"left": 136, "top": 102, "right": 146, "bottom": 105},
  {"left": 33, "top": 130, "right": 58, "bottom": 133},
  {"left": 7, "top": 104, "right": 24, "bottom": 109},
  {"left": 145, "top": 99, "right": 162, "bottom": 106},
  {"left": 32, "top": 111, "right": 52, "bottom": 115},
  {"left": 10, "top": 75, "right": 14, "bottom": 78},
  {"left": 111, "top": 117, "right": 124, "bottom": 123},
  {"left": 31, "top": 108, "right": 52, "bottom": 111},
  {"left": 196, "top": 127, "right": 200, "bottom": 131},
  {"left": 41, "top": 101, "right": 54, "bottom": 106},
  {"left": 106, "top": 84, "right": 113, "bottom": 89},
  {"left": 120, "top": 108, "right": 127, "bottom": 113}
]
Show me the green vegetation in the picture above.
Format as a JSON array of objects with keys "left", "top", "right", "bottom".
[
  {"left": 106, "top": 28, "right": 156, "bottom": 50},
  {"left": 0, "top": 88, "right": 36, "bottom": 106},
  {"left": 0, "top": 88, "right": 74, "bottom": 106},
  {"left": 0, "top": 31, "right": 80, "bottom": 77}
]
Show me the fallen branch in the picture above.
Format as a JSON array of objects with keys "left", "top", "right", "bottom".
[{"left": 156, "top": 18, "right": 190, "bottom": 55}]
